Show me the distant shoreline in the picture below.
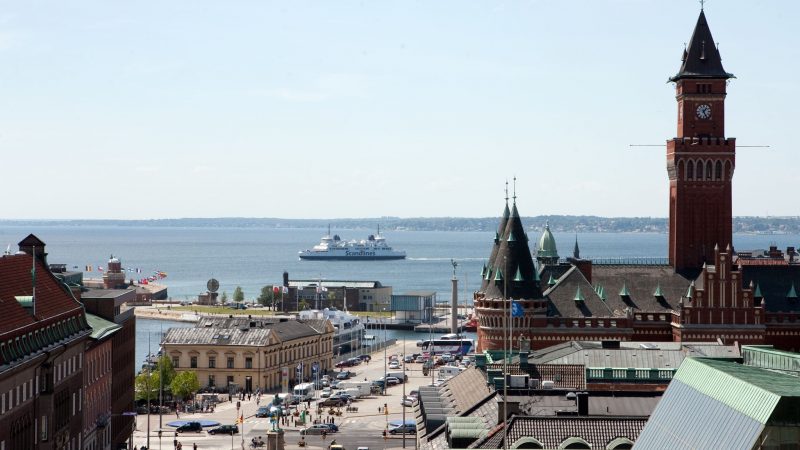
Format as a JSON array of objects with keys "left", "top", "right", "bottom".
[{"left": 1, "top": 216, "right": 799, "bottom": 234}]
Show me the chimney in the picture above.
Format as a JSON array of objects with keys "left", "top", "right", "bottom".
[
  {"left": 576, "top": 392, "right": 589, "bottom": 416},
  {"left": 18, "top": 234, "right": 48, "bottom": 267},
  {"left": 519, "top": 351, "right": 529, "bottom": 371}
]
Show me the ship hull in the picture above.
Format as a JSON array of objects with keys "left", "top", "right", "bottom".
[{"left": 299, "top": 254, "right": 406, "bottom": 261}]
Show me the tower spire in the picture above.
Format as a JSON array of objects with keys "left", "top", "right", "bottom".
[{"left": 512, "top": 176, "right": 517, "bottom": 205}]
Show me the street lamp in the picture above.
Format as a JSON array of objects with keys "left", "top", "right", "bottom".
[{"left": 382, "top": 308, "right": 388, "bottom": 396}]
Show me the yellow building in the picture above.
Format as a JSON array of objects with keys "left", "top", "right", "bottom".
[{"left": 162, "top": 317, "right": 334, "bottom": 393}]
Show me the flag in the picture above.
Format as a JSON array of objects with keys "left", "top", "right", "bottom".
[
  {"left": 273, "top": 286, "right": 280, "bottom": 295},
  {"left": 282, "top": 286, "right": 288, "bottom": 294},
  {"left": 85, "top": 265, "right": 92, "bottom": 272},
  {"left": 98, "top": 266, "right": 104, "bottom": 272},
  {"left": 136, "top": 268, "right": 141, "bottom": 274},
  {"left": 511, "top": 300, "right": 524, "bottom": 318}
]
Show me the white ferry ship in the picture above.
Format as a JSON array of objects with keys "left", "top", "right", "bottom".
[
  {"left": 298, "top": 308, "right": 365, "bottom": 354},
  {"left": 298, "top": 226, "right": 406, "bottom": 260},
  {"left": 416, "top": 334, "right": 474, "bottom": 355}
]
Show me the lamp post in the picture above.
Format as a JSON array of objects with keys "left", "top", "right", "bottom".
[{"left": 382, "top": 308, "right": 388, "bottom": 396}]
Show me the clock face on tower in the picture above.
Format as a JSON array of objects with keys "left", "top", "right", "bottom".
[{"left": 696, "top": 104, "right": 711, "bottom": 119}]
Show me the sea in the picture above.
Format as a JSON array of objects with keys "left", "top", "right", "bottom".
[{"left": 0, "top": 224, "right": 798, "bottom": 369}]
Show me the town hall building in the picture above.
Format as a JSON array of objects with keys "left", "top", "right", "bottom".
[{"left": 475, "top": 9, "right": 800, "bottom": 353}]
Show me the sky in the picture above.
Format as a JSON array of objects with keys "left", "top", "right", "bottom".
[{"left": 1, "top": 1, "right": 798, "bottom": 220}]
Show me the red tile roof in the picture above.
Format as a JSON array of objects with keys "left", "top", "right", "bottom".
[{"left": 0, "top": 254, "right": 84, "bottom": 338}]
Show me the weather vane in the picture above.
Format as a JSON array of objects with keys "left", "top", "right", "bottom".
[
  {"left": 451, "top": 259, "right": 458, "bottom": 278},
  {"left": 699, "top": 0, "right": 706, "bottom": 11}
]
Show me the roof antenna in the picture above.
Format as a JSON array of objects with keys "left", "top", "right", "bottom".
[
  {"left": 699, "top": 0, "right": 705, "bottom": 11},
  {"left": 504, "top": 179, "right": 509, "bottom": 204},
  {"left": 512, "top": 176, "right": 517, "bottom": 205}
]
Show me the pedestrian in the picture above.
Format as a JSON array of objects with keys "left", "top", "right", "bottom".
[
  {"left": 193, "top": 444, "right": 197, "bottom": 450},
  {"left": 177, "top": 442, "right": 182, "bottom": 450}
]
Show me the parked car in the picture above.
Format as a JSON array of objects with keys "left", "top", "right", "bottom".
[
  {"left": 208, "top": 425, "right": 238, "bottom": 435},
  {"left": 322, "top": 423, "right": 339, "bottom": 432},
  {"left": 388, "top": 361, "right": 401, "bottom": 370},
  {"left": 403, "top": 355, "right": 414, "bottom": 363},
  {"left": 176, "top": 422, "right": 203, "bottom": 433},
  {"left": 318, "top": 397, "right": 346, "bottom": 407},
  {"left": 336, "top": 371, "right": 354, "bottom": 380},
  {"left": 389, "top": 423, "right": 416, "bottom": 434},
  {"left": 255, "top": 406, "right": 271, "bottom": 418},
  {"left": 357, "top": 354, "right": 372, "bottom": 362},
  {"left": 300, "top": 424, "right": 338, "bottom": 435},
  {"left": 415, "top": 356, "right": 426, "bottom": 363},
  {"left": 320, "top": 387, "right": 332, "bottom": 398},
  {"left": 385, "top": 377, "right": 401, "bottom": 386},
  {"left": 401, "top": 396, "right": 415, "bottom": 407},
  {"left": 347, "top": 357, "right": 362, "bottom": 366},
  {"left": 440, "top": 353, "right": 453, "bottom": 363},
  {"left": 335, "top": 361, "right": 351, "bottom": 369}
]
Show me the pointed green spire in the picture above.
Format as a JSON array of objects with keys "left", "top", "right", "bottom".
[
  {"left": 513, "top": 267, "right": 524, "bottom": 282},
  {"left": 494, "top": 268, "right": 504, "bottom": 282},
  {"left": 598, "top": 285, "right": 606, "bottom": 301},
  {"left": 653, "top": 283, "right": 664, "bottom": 298},
  {"left": 754, "top": 283, "right": 762, "bottom": 298},
  {"left": 534, "top": 266, "right": 541, "bottom": 282},
  {"left": 619, "top": 282, "right": 630, "bottom": 297},
  {"left": 484, "top": 267, "right": 492, "bottom": 281},
  {"left": 494, "top": 231, "right": 500, "bottom": 243},
  {"left": 574, "top": 286, "right": 585, "bottom": 302},
  {"left": 507, "top": 231, "right": 517, "bottom": 242},
  {"left": 547, "top": 273, "right": 556, "bottom": 286},
  {"left": 686, "top": 281, "right": 695, "bottom": 300},
  {"left": 480, "top": 264, "right": 486, "bottom": 278},
  {"left": 788, "top": 283, "right": 797, "bottom": 299}
]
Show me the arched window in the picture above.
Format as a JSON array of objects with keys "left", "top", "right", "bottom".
[
  {"left": 606, "top": 437, "right": 634, "bottom": 450},
  {"left": 560, "top": 437, "right": 591, "bottom": 449},
  {"left": 706, "top": 160, "right": 713, "bottom": 180},
  {"left": 686, "top": 160, "right": 694, "bottom": 180},
  {"left": 512, "top": 437, "right": 545, "bottom": 449},
  {"left": 715, "top": 160, "right": 722, "bottom": 180}
]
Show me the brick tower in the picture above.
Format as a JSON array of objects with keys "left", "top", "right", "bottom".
[{"left": 667, "top": 9, "right": 735, "bottom": 275}]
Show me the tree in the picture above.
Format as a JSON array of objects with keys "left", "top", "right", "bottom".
[
  {"left": 221, "top": 291, "right": 228, "bottom": 303},
  {"left": 170, "top": 371, "right": 200, "bottom": 401},
  {"left": 298, "top": 299, "right": 310, "bottom": 311},
  {"left": 135, "top": 370, "right": 160, "bottom": 402},
  {"left": 233, "top": 286, "right": 244, "bottom": 303},
  {"left": 156, "top": 355, "right": 177, "bottom": 388},
  {"left": 258, "top": 285, "right": 274, "bottom": 306}
]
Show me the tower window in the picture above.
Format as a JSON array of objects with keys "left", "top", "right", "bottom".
[
  {"left": 706, "top": 161, "right": 713, "bottom": 180},
  {"left": 687, "top": 161, "right": 694, "bottom": 180},
  {"left": 715, "top": 161, "right": 722, "bottom": 180}
]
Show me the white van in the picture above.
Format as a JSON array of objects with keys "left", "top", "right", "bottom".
[
  {"left": 337, "top": 381, "right": 372, "bottom": 398},
  {"left": 293, "top": 383, "right": 315, "bottom": 402},
  {"left": 437, "top": 366, "right": 464, "bottom": 380},
  {"left": 386, "top": 371, "right": 408, "bottom": 382}
]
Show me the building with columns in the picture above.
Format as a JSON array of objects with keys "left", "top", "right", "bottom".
[{"left": 476, "top": 9, "right": 800, "bottom": 354}]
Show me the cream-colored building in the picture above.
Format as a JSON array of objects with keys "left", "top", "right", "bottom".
[{"left": 162, "top": 317, "right": 334, "bottom": 393}]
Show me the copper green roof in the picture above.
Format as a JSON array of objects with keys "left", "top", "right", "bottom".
[
  {"left": 619, "top": 282, "right": 630, "bottom": 297},
  {"left": 15, "top": 295, "right": 33, "bottom": 308},
  {"left": 86, "top": 313, "right": 121, "bottom": 340},
  {"left": 753, "top": 283, "right": 762, "bottom": 298},
  {"left": 686, "top": 281, "right": 695, "bottom": 300},
  {"left": 574, "top": 286, "right": 585, "bottom": 302},
  {"left": 674, "top": 357, "right": 800, "bottom": 424},
  {"left": 507, "top": 231, "right": 517, "bottom": 242},
  {"left": 547, "top": 274, "right": 556, "bottom": 286},
  {"left": 484, "top": 267, "right": 492, "bottom": 281},
  {"left": 653, "top": 284, "right": 664, "bottom": 298},
  {"left": 537, "top": 223, "right": 559, "bottom": 259},
  {"left": 787, "top": 283, "right": 797, "bottom": 299},
  {"left": 480, "top": 264, "right": 486, "bottom": 278},
  {"left": 494, "top": 268, "right": 503, "bottom": 282},
  {"left": 596, "top": 285, "right": 606, "bottom": 301},
  {"left": 513, "top": 267, "right": 524, "bottom": 282}
]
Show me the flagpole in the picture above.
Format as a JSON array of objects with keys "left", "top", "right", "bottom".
[
  {"left": 503, "top": 255, "right": 508, "bottom": 450},
  {"left": 31, "top": 246, "right": 36, "bottom": 317}
]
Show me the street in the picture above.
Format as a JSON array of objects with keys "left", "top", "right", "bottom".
[{"left": 133, "top": 339, "right": 428, "bottom": 450}]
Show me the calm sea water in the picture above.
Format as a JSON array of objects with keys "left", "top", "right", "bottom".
[{"left": 0, "top": 225, "right": 797, "bottom": 369}]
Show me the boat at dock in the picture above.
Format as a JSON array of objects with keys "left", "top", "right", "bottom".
[
  {"left": 298, "top": 226, "right": 406, "bottom": 260},
  {"left": 298, "top": 308, "right": 364, "bottom": 354}
]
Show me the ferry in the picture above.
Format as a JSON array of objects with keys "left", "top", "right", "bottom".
[
  {"left": 298, "top": 308, "right": 365, "bottom": 354},
  {"left": 298, "top": 226, "right": 406, "bottom": 261},
  {"left": 416, "top": 335, "right": 474, "bottom": 355}
]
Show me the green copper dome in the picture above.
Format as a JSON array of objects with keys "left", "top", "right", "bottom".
[{"left": 537, "top": 222, "right": 559, "bottom": 259}]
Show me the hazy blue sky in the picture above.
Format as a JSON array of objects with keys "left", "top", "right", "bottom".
[{"left": 1, "top": 1, "right": 798, "bottom": 220}]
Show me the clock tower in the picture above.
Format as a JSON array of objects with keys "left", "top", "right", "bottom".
[{"left": 667, "top": 9, "right": 735, "bottom": 274}]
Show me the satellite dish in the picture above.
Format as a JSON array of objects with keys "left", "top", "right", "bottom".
[{"left": 207, "top": 278, "right": 219, "bottom": 293}]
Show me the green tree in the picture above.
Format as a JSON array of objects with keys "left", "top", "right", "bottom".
[
  {"left": 156, "top": 355, "right": 177, "bottom": 388},
  {"left": 298, "top": 299, "right": 309, "bottom": 311},
  {"left": 135, "top": 370, "right": 160, "bottom": 402},
  {"left": 233, "top": 286, "right": 244, "bottom": 303},
  {"left": 221, "top": 291, "right": 228, "bottom": 303},
  {"left": 258, "top": 285, "right": 274, "bottom": 306},
  {"left": 170, "top": 371, "right": 200, "bottom": 401}
]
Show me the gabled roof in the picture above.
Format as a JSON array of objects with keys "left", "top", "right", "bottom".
[
  {"left": 670, "top": 10, "right": 734, "bottom": 82},
  {"left": 0, "top": 254, "right": 85, "bottom": 337},
  {"left": 480, "top": 203, "right": 542, "bottom": 300},
  {"left": 18, "top": 234, "right": 46, "bottom": 247},
  {"left": 740, "top": 265, "right": 800, "bottom": 312},
  {"left": 543, "top": 266, "right": 616, "bottom": 318},
  {"left": 86, "top": 313, "right": 121, "bottom": 340}
]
